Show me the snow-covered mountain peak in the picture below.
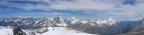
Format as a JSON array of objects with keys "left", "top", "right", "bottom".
[
  {"left": 53, "top": 15, "right": 64, "bottom": 23},
  {"left": 67, "top": 16, "right": 79, "bottom": 24},
  {"left": 107, "top": 18, "right": 117, "bottom": 22},
  {"left": 68, "top": 16, "right": 78, "bottom": 21},
  {"left": 71, "top": 16, "right": 76, "bottom": 20},
  {"left": 96, "top": 18, "right": 117, "bottom": 26}
]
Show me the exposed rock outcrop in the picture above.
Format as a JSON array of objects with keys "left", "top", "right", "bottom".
[{"left": 13, "top": 28, "right": 26, "bottom": 35}]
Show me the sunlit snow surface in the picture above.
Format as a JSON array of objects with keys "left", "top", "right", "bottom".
[
  {"left": 0, "top": 29, "right": 13, "bottom": 35},
  {"left": 40, "top": 27, "right": 96, "bottom": 35},
  {"left": 0, "top": 27, "right": 97, "bottom": 35}
]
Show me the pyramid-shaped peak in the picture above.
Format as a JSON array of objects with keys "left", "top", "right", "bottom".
[{"left": 71, "top": 16, "right": 76, "bottom": 20}]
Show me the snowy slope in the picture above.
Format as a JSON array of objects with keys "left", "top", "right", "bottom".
[
  {"left": 0, "top": 29, "right": 13, "bottom": 35},
  {"left": 0, "top": 28, "right": 33, "bottom": 35},
  {"left": 38, "top": 27, "right": 97, "bottom": 35},
  {"left": 0, "top": 27, "right": 98, "bottom": 35}
]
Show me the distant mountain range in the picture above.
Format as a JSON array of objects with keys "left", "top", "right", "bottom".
[{"left": 0, "top": 16, "right": 144, "bottom": 35}]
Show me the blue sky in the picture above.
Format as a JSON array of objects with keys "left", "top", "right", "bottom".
[{"left": 0, "top": 0, "right": 144, "bottom": 20}]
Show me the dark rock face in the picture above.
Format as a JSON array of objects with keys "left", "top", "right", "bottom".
[{"left": 13, "top": 28, "right": 26, "bottom": 35}]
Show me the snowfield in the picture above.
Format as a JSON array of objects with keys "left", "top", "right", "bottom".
[
  {"left": 40, "top": 27, "right": 96, "bottom": 35},
  {"left": 0, "top": 29, "right": 13, "bottom": 35},
  {"left": 0, "top": 27, "right": 98, "bottom": 35}
]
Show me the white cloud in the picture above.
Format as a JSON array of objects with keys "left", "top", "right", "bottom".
[
  {"left": 110, "top": 4, "right": 144, "bottom": 18},
  {"left": 39, "top": 0, "right": 122, "bottom": 11},
  {"left": 21, "top": 12, "right": 62, "bottom": 15},
  {"left": 0, "top": 0, "right": 123, "bottom": 11},
  {"left": 1, "top": 0, "right": 144, "bottom": 19}
]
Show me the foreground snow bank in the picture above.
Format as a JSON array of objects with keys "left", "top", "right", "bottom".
[
  {"left": 0, "top": 29, "right": 13, "bottom": 35},
  {"left": 40, "top": 27, "right": 97, "bottom": 35},
  {"left": 0, "top": 28, "right": 33, "bottom": 35},
  {"left": 0, "top": 27, "right": 98, "bottom": 35}
]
